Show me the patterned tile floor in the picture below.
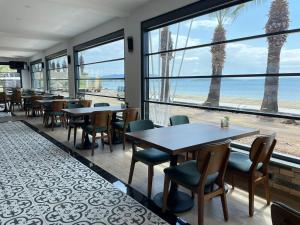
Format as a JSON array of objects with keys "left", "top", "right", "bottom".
[{"left": 0, "top": 121, "right": 170, "bottom": 225}]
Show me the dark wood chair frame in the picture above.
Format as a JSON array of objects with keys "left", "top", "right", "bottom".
[
  {"left": 229, "top": 135, "right": 277, "bottom": 217},
  {"left": 82, "top": 111, "right": 113, "bottom": 156},
  {"left": 162, "top": 141, "right": 231, "bottom": 225},
  {"left": 115, "top": 108, "right": 139, "bottom": 150}
]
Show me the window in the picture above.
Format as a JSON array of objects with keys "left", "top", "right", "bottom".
[
  {"left": 74, "top": 30, "right": 125, "bottom": 106},
  {"left": 142, "top": 0, "right": 300, "bottom": 160},
  {"left": 46, "top": 52, "right": 69, "bottom": 97},
  {"left": 30, "top": 60, "right": 44, "bottom": 90},
  {"left": 0, "top": 65, "right": 21, "bottom": 92}
]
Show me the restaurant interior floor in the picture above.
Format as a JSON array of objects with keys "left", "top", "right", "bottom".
[{"left": 9, "top": 111, "right": 300, "bottom": 225}]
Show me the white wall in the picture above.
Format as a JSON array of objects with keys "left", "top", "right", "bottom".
[{"left": 28, "top": 0, "right": 198, "bottom": 105}]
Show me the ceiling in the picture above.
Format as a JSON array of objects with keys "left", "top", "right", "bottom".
[{"left": 0, "top": 0, "right": 150, "bottom": 59}]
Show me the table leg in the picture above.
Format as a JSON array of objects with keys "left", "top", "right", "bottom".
[
  {"left": 76, "top": 115, "right": 98, "bottom": 150},
  {"left": 153, "top": 155, "right": 194, "bottom": 213}
]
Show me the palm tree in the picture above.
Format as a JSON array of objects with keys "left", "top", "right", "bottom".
[
  {"left": 159, "top": 26, "right": 173, "bottom": 102},
  {"left": 261, "top": 0, "right": 289, "bottom": 113},
  {"left": 79, "top": 54, "right": 85, "bottom": 75},
  {"left": 204, "top": 6, "right": 244, "bottom": 107}
]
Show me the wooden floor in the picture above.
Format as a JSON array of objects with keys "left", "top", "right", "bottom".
[{"left": 9, "top": 111, "right": 300, "bottom": 225}]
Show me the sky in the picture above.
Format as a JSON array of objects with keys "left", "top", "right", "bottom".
[{"left": 148, "top": 0, "right": 300, "bottom": 77}]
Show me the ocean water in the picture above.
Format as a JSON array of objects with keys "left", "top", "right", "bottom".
[{"left": 149, "top": 76, "right": 300, "bottom": 102}]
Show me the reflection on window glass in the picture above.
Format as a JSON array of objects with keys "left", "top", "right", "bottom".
[
  {"left": 47, "top": 55, "right": 69, "bottom": 96},
  {"left": 31, "top": 62, "right": 44, "bottom": 90},
  {"left": 144, "top": 0, "right": 300, "bottom": 158},
  {"left": 76, "top": 38, "right": 125, "bottom": 102},
  {"left": 0, "top": 65, "right": 20, "bottom": 91}
]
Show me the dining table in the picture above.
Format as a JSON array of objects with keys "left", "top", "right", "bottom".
[
  {"left": 62, "top": 106, "right": 125, "bottom": 150},
  {"left": 125, "top": 122, "right": 259, "bottom": 213}
]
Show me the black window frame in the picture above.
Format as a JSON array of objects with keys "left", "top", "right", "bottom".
[
  {"left": 45, "top": 50, "right": 69, "bottom": 96},
  {"left": 30, "top": 59, "right": 44, "bottom": 91},
  {"left": 73, "top": 29, "right": 125, "bottom": 101},
  {"left": 141, "top": 0, "right": 300, "bottom": 164}
]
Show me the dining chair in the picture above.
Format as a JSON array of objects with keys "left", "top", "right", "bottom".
[
  {"left": 0, "top": 92, "right": 7, "bottom": 111},
  {"left": 67, "top": 103, "right": 84, "bottom": 146},
  {"left": 94, "top": 103, "right": 110, "bottom": 107},
  {"left": 128, "top": 120, "right": 170, "bottom": 198},
  {"left": 113, "top": 108, "right": 139, "bottom": 150},
  {"left": 169, "top": 115, "right": 192, "bottom": 160},
  {"left": 53, "top": 95, "right": 64, "bottom": 99},
  {"left": 82, "top": 111, "right": 113, "bottom": 155},
  {"left": 79, "top": 100, "right": 92, "bottom": 107},
  {"left": 31, "top": 95, "right": 43, "bottom": 116},
  {"left": 162, "top": 140, "right": 231, "bottom": 225},
  {"left": 271, "top": 202, "right": 300, "bottom": 225},
  {"left": 10, "top": 90, "right": 22, "bottom": 112},
  {"left": 48, "top": 101, "right": 66, "bottom": 131},
  {"left": 228, "top": 134, "right": 277, "bottom": 216},
  {"left": 169, "top": 115, "right": 190, "bottom": 126}
]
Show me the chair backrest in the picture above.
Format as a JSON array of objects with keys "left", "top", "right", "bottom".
[
  {"left": 79, "top": 100, "right": 92, "bottom": 108},
  {"left": 12, "top": 90, "right": 22, "bottom": 101},
  {"left": 91, "top": 111, "right": 112, "bottom": 129},
  {"left": 0, "top": 92, "right": 6, "bottom": 101},
  {"left": 53, "top": 95, "right": 64, "bottom": 99},
  {"left": 169, "top": 115, "right": 189, "bottom": 126},
  {"left": 124, "top": 108, "right": 139, "bottom": 124},
  {"left": 51, "top": 101, "right": 65, "bottom": 112},
  {"left": 196, "top": 140, "right": 231, "bottom": 188},
  {"left": 128, "top": 119, "right": 154, "bottom": 132},
  {"left": 271, "top": 202, "right": 300, "bottom": 225},
  {"left": 94, "top": 103, "right": 110, "bottom": 107},
  {"left": 249, "top": 134, "right": 276, "bottom": 169},
  {"left": 68, "top": 102, "right": 82, "bottom": 109}
]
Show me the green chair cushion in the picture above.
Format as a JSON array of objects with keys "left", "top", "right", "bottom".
[
  {"left": 84, "top": 125, "right": 107, "bottom": 134},
  {"left": 135, "top": 148, "right": 170, "bottom": 164},
  {"left": 164, "top": 160, "right": 219, "bottom": 187},
  {"left": 49, "top": 111, "right": 64, "bottom": 116},
  {"left": 228, "top": 151, "right": 263, "bottom": 173}
]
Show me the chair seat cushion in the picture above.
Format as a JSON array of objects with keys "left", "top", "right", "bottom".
[
  {"left": 85, "top": 125, "right": 107, "bottom": 134},
  {"left": 164, "top": 160, "right": 219, "bottom": 187},
  {"left": 228, "top": 151, "right": 263, "bottom": 172},
  {"left": 135, "top": 148, "right": 170, "bottom": 164}
]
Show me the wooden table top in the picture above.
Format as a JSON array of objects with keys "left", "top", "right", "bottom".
[
  {"left": 62, "top": 106, "right": 125, "bottom": 116},
  {"left": 36, "top": 99, "right": 79, "bottom": 104},
  {"left": 125, "top": 123, "right": 259, "bottom": 155},
  {"left": 22, "top": 95, "right": 55, "bottom": 99}
]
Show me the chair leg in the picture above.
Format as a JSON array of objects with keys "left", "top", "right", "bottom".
[
  {"left": 100, "top": 132, "right": 104, "bottom": 148},
  {"left": 198, "top": 193, "right": 205, "bottom": 225},
  {"left": 73, "top": 127, "right": 77, "bottom": 146},
  {"left": 162, "top": 176, "right": 170, "bottom": 213},
  {"left": 81, "top": 130, "right": 85, "bottom": 144},
  {"left": 51, "top": 115, "right": 54, "bottom": 131},
  {"left": 128, "top": 158, "right": 136, "bottom": 184},
  {"left": 249, "top": 180, "right": 255, "bottom": 217},
  {"left": 67, "top": 126, "right": 71, "bottom": 141},
  {"left": 220, "top": 190, "right": 229, "bottom": 221},
  {"left": 108, "top": 131, "right": 112, "bottom": 152},
  {"left": 264, "top": 176, "right": 270, "bottom": 205},
  {"left": 122, "top": 129, "right": 126, "bottom": 150},
  {"left": 231, "top": 173, "right": 235, "bottom": 190},
  {"left": 147, "top": 165, "right": 154, "bottom": 198},
  {"left": 91, "top": 133, "right": 96, "bottom": 156}
]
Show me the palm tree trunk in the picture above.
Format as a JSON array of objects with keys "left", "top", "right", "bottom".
[
  {"left": 204, "top": 24, "right": 226, "bottom": 107},
  {"left": 261, "top": 47, "right": 281, "bottom": 112}
]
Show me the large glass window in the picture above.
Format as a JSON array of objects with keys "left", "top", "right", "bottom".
[
  {"left": 143, "top": 0, "right": 300, "bottom": 159},
  {"left": 31, "top": 61, "right": 44, "bottom": 90},
  {"left": 75, "top": 31, "right": 125, "bottom": 106},
  {"left": 46, "top": 54, "right": 69, "bottom": 97},
  {"left": 0, "top": 65, "right": 21, "bottom": 92}
]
